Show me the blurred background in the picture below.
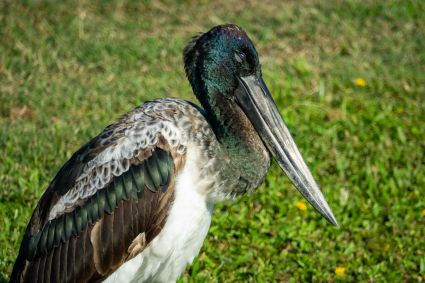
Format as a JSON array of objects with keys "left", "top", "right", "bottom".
[{"left": 0, "top": 0, "right": 424, "bottom": 281}]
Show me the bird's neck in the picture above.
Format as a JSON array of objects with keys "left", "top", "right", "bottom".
[
  {"left": 203, "top": 91, "right": 266, "bottom": 164},
  {"left": 199, "top": 90, "right": 270, "bottom": 198}
]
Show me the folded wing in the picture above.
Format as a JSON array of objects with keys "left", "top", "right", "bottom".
[{"left": 10, "top": 103, "right": 187, "bottom": 283}]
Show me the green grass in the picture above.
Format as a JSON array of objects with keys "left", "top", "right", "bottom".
[{"left": 1, "top": 0, "right": 424, "bottom": 281}]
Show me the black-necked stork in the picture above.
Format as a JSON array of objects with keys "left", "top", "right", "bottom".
[{"left": 10, "top": 24, "right": 337, "bottom": 283}]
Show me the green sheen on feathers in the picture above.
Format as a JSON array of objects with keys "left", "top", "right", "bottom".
[{"left": 26, "top": 149, "right": 174, "bottom": 260}]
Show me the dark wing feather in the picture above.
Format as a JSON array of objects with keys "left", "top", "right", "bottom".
[{"left": 10, "top": 137, "right": 182, "bottom": 283}]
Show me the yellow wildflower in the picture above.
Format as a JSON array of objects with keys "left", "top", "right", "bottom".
[
  {"left": 354, "top": 78, "right": 367, "bottom": 87},
  {"left": 383, "top": 244, "right": 390, "bottom": 252},
  {"left": 335, "top": 266, "right": 346, "bottom": 276},
  {"left": 396, "top": 107, "right": 404, "bottom": 114},
  {"left": 295, "top": 201, "right": 307, "bottom": 211},
  {"left": 422, "top": 209, "right": 425, "bottom": 216}
]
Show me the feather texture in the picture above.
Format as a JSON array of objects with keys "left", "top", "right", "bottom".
[
  {"left": 9, "top": 99, "right": 205, "bottom": 283},
  {"left": 11, "top": 147, "right": 177, "bottom": 282},
  {"left": 10, "top": 97, "right": 239, "bottom": 283}
]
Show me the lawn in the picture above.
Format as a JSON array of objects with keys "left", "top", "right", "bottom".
[{"left": 0, "top": 0, "right": 424, "bottom": 282}]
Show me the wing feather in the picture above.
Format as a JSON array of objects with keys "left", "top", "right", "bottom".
[
  {"left": 112, "top": 203, "right": 125, "bottom": 268},
  {"left": 146, "top": 151, "right": 162, "bottom": 189},
  {"left": 25, "top": 254, "right": 39, "bottom": 282},
  {"left": 55, "top": 241, "right": 64, "bottom": 282},
  {"left": 10, "top": 100, "right": 193, "bottom": 282},
  {"left": 43, "top": 249, "right": 53, "bottom": 283},
  {"left": 11, "top": 143, "right": 183, "bottom": 282},
  {"left": 68, "top": 236, "right": 77, "bottom": 283},
  {"left": 37, "top": 253, "right": 45, "bottom": 282}
]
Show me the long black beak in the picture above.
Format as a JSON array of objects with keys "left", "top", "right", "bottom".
[{"left": 235, "top": 75, "right": 338, "bottom": 226}]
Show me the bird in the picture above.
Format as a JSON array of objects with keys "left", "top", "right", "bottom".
[{"left": 10, "top": 24, "right": 337, "bottom": 283}]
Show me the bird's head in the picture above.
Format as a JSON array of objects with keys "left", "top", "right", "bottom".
[
  {"left": 184, "top": 24, "right": 260, "bottom": 99},
  {"left": 184, "top": 24, "right": 338, "bottom": 226}
]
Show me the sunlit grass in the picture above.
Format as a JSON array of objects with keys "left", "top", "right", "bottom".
[{"left": 1, "top": 0, "right": 424, "bottom": 282}]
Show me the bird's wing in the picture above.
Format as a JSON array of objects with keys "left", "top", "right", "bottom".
[{"left": 10, "top": 99, "right": 189, "bottom": 283}]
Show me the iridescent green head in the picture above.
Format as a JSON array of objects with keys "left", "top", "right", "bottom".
[{"left": 184, "top": 24, "right": 261, "bottom": 104}]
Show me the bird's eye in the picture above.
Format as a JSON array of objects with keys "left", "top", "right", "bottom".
[{"left": 234, "top": 52, "right": 246, "bottom": 63}]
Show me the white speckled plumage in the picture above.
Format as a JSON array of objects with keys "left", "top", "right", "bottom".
[{"left": 49, "top": 98, "right": 206, "bottom": 221}]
